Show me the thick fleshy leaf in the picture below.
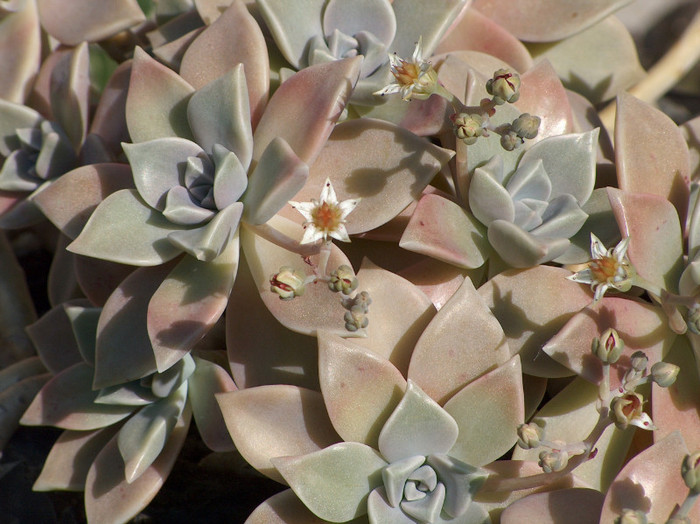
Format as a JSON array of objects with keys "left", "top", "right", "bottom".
[
  {"left": 409, "top": 277, "right": 510, "bottom": 404},
  {"left": 615, "top": 93, "right": 691, "bottom": 224},
  {"left": 180, "top": 0, "right": 269, "bottom": 126},
  {"left": 252, "top": 56, "right": 361, "bottom": 166},
  {"left": 435, "top": 7, "right": 533, "bottom": 72},
  {"left": 246, "top": 489, "right": 333, "bottom": 524},
  {"left": 0, "top": 368, "right": 50, "bottom": 451},
  {"left": 488, "top": 219, "right": 572, "bottom": 268},
  {"left": 0, "top": 0, "right": 41, "bottom": 104},
  {"left": 148, "top": 233, "right": 239, "bottom": 372},
  {"left": 217, "top": 385, "right": 341, "bottom": 482},
  {"left": 528, "top": 16, "right": 643, "bottom": 104},
  {"left": 512, "top": 377, "right": 635, "bottom": 491},
  {"left": 444, "top": 355, "right": 523, "bottom": 466},
  {"left": 62, "top": 302, "right": 99, "bottom": 365},
  {"left": 652, "top": 336, "right": 700, "bottom": 450},
  {"left": 187, "top": 356, "right": 236, "bottom": 452},
  {"left": 398, "top": 258, "right": 468, "bottom": 311},
  {"left": 93, "top": 263, "right": 176, "bottom": 389},
  {"left": 48, "top": 240, "right": 83, "bottom": 308},
  {"left": 32, "top": 163, "right": 134, "bottom": 239},
  {"left": 37, "top": 0, "right": 145, "bottom": 44},
  {"left": 390, "top": 0, "right": 466, "bottom": 58},
  {"left": 468, "top": 157, "right": 515, "bottom": 227},
  {"left": 243, "top": 137, "right": 309, "bottom": 225},
  {"left": 73, "top": 254, "right": 136, "bottom": 308},
  {"left": 0, "top": 99, "right": 42, "bottom": 156},
  {"left": 50, "top": 42, "right": 89, "bottom": 150},
  {"left": 68, "top": 189, "right": 189, "bottom": 266},
  {"left": 378, "top": 381, "right": 458, "bottom": 463},
  {"left": 89, "top": 61, "right": 131, "bottom": 158},
  {"left": 84, "top": 406, "right": 191, "bottom": 524},
  {"left": 471, "top": 0, "right": 633, "bottom": 42},
  {"left": 351, "top": 258, "right": 436, "bottom": 375},
  {"left": 543, "top": 297, "right": 675, "bottom": 387},
  {"left": 599, "top": 431, "right": 700, "bottom": 523},
  {"left": 500, "top": 488, "right": 605, "bottom": 524},
  {"left": 125, "top": 47, "right": 195, "bottom": 143},
  {"left": 289, "top": 118, "right": 453, "bottom": 235},
  {"left": 273, "top": 442, "right": 387, "bottom": 522},
  {"left": 478, "top": 265, "right": 593, "bottom": 377},
  {"left": 33, "top": 426, "right": 120, "bottom": 491},
  {"left": 318, "top": 331, "right": 407, "bottom": 447},
  {"left": 21, "top": 362, "right": 134, "bottom": 430},
  {"left": 607, "top": 188, "right": 684, "bottom": 294}
]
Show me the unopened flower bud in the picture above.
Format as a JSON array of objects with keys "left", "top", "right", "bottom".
[
  {"left": 344, "top": 308, "right": 369, "bottom": 332},
  {"left": 500, "top": 130, "right": 521, "bottom": 151},
  {"left": 681, "top": 451, "right": 700, "bottom": 492},
  {"left": 650, "top": 361, "right": 679, "bottom": 387},
  {"left": 538, "top": 448, "right": 569, "bottom": 473},
  {"left": 453, "top": 113, "right": 484, "bottom": 145},
  {"left": 610, "top": 392, "right": 655, "bottom": 431},
  {"left": 486, "top": 68, "right": 521, "bottom": 105},
  {"left": 516, "top": 422, "right": 544, "bottom": 449},
  {"left": 328, "top": 265, "right": 358, "bottom": 294},
  {"left": 346, "top": 290, "right": 372, "bottom": 313},
  {"left": 592, "top": 328, "right": 624, "bottom": 364},
  {"left": 615, "top": 508, "right": 648, "bottom": 524},
  {"left": 630, "top": 351, "right": 648, "bottom": 373},
  {"left": 270, "top": 267, "right": 306, "bottom": 300},
  {"left": 511, "top": 113, "right": 541, "bottom": 140}
]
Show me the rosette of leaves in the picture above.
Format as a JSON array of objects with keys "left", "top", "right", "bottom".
[
  {"left": 20, "top": 300, "right": 235, "bottom": 523},
  {"left": 255, "top": 0, "right": 465, "bottom": 106}
]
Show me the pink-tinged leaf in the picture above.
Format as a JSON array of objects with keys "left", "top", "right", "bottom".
[
  {"left": 351, "top": 259, "right": 436, "bottom": 376},
  {"left": 400, "top": 193, "right": 489, "bottom": 269},
  {"left": 125, "top": 47, "right": 195, "bottom": 143},
  {"left": 608, "top": 188, "right": 684, "bottom": 294},
  {"left": 180, "top": 0, "right": 269, "bottom": 127},
  {"left": 600, "top": 431, "right": 700, "bottom": 523},
  {"left": 444, "top": 355, "right": 524, "bottom": 466},
  {"left": 25, "top": 300, "right": 89, "bottom": 375},
  {"left": 471, "top": 0, "right": 633, "bottom": 42},
  {"left": 21, "top": 362, "right": 133, "bottom": 430},
  {"left": 0, "top": 370, "right": 50, "bottom": 451},
  {"left": 226, "top": 251, "right": 320, "bottom": 390},
  {"left": 27, "top": 47, "right": 71, "bottom": 119},
  {"left": 252, "top": 57, "right": 361, "bottom": 166},
  {"left": 652, "top": 337, "right": 700, "bottom": 450},
  {"left": 33, "top": 163, "right": 134, "bottom": 239},
  {"left": 615, "top": 93, "right": 691, "bottom": 224},
  {"left": 0, "top": 191, "right": 23, "bottom": 219},
  {"left": 522, "top": 373, "right": 547, "bottom": 420},
  {"left": 0, "top": 0, "right": 41, "bottom": 104},
  {"left": 478, "top": 266, "right": 593, "bottom": 377},
  {"left": 435, "top": 7, "right": 533, "bottom": 72},
  {"left": 409, "top": 277, "right": 510, "bottom": 404},
  {"left": 566, "top": 90, "right": 614, "bottom": 161},
  {"left": 47, "top": 236, "right": 82, "bottom": 307},
  {"left": 527, "top": 16, "right": 644, "bottom": 104},
  {"left": 188, "top": 356, "right": 236, "bottom": 452},
  {"left": 50, "top": 42, "right": 89, "bottom": 150},
  {"left": 33, "top": 426, "right": 120, "bottom": 491},
  {"left": 94, "top": 263, "right": 176, "bottom": 389},
  {"left": 682, "top": 115, "right": 700, "bottom": 182},
  {"left": 398, "top": 258, "right": 468, "bottom": 311},
  {"left": 543, "top": 297, "right": 675, "bottom": 388},
  {"left": 216, "top": 385, "right": 341, "bottom": 483},
  {"left": 0, "top": 356, "right": 46, "bottom": 394},
  {"left": 37, "top": 0, "right": 145, "bottom": 45},
  {"left": 242, "top": 216, "right": 353, "bottom": 337},
  {"left": 246, "top": 489, "right": 330, "bottom": 524},
  {"left": 84, "top": 406, "right": 191, "bottom": 524},
  {"left": 514, "top": 59, "right": 575, "bottom": 143},
  {"left": 318, "top": 331, "right": 407, "bottom": 448},
  {"left": 512, "top": 377, "right": 635, "bottom": 491},
  {"left": 74, "top": 254, "right": 136, "bottom": 308},
  {"left": 501, "top": 488, "right": 605, "bottom": 524},
  {"left": 285, "top": 118, "right": 453, "bottom": 235},
  {"left": 148, "top": 234, "right": 239, "bottom": 372},
  {"left": 89, "top": 61, "right": 131, "bottom": 158}
]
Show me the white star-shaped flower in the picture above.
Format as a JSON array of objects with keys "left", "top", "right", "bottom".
[
  {"left": 373, "top": 36, "right": 441, "bottom": 101},
  {"left": 289, "top": 178, "right": 360, "bottom": 244}
]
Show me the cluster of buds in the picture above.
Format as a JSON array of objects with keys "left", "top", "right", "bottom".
[
  {"left": 499, "top": 113, "right": 541, "bottom": 151},
  {"left": 486, "top": 68, "right": 521, "bottom": 105},
  {"left": 341, "top": 290, "right": 372, "bottom": 333},
  {"left": 682, "top": 451, "right": 700, "bottom": 493},
  {"left": 516, "top": 422, "right": 586, "bottom": 474}
]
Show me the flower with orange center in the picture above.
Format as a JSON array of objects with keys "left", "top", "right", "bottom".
[
  {"left": 567, "top": 233, "right": 636, "bottom": 303},
  {"left": 289, "top": 178, "right": 360, "bottom": 244}
]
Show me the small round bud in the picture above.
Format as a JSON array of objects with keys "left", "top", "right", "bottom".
[
  {"left": 681, "top": 451, "right": 700, "bottom": 492},
  {"left": 486, "top": 68, "right": 521, "bottom": 105},
  {"left": 615, "top": 508, "right": 648, "bottom": 524},
  {"left": 500, "top": 130, "right": 521, "bottom": 151},
  {"left": 452, "top": 113, "right": 484, "bottom": 145},
  {"left": 344, "top": 308, "right": 369, "bottom": 332},
  {"left": 592, "top": 328, "right": 624, "bottom": 364},
  {"left": 270, "top": 267, "right": 306, "bottom": 300},
  {"left": 538, "top": 448, "right": 569, "bottom": 473},
  {"left": 650, "top": 361, "right": 679, "bottom": 387},
  {"left": 328, "top": 265, "right": 358, "bottom": 294},
  {"left": 630, "top": 351, "right": 648, "bottom": 372},
  {"left": 346, "top": 290, "right": 372, "bottom": 313},
  {"left": 516, "top": 422, "right": 544, "bottom": 449},
  {"left": 511, "top": 113, "right": 541, "bottom": 140}
]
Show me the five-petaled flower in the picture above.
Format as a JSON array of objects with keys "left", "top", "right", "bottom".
[
  {"left": 567, "top": 233, "right": 636, "bottom": 302},
  {"left": 373, "top": 37, "right": 443, "bottom": 101},
  {"left": 289, "top": 178, "right": 360, "bottom": 244}
]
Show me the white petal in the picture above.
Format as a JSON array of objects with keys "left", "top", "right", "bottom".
[
  {"left": 289, "top": 200, "right": 315, "bottom": 222},
  {"left": 589, "top": 233, "right": 606, "bottom": 259},
  {"left": 320, "top": 178, "right": 338, "bottom": 205},
  {"left": 330, "top": 223, "right": 351, "bottom": 243},
  {"left": 613, "top": 236, "right": 630, "bottom": 262},
  {"left": 300, "top": 225, "right": 323, "bottom": 244},
  {"left": 566, "top": 269, "right": 594, "bottom": 285},
  {"left": 338, "top": 198, "right": 360, "bottom": 219},
  {"left": 412, "top": 36, "right": 424, "bottom": 63},
  {"left": 374, "top": 84, "right": 401, "bottom": 97},
  {"left": 630, "top": 412, "right": 656, "bottom": 431},
  {"left": 593, "top": 283, "right": 609, "bottom": 302}
]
